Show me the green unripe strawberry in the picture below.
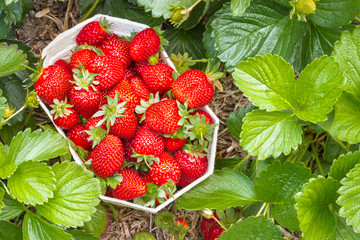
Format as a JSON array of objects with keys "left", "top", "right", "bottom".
[{"left": 290, "top": 0, "right": 317, "bottom": 21}]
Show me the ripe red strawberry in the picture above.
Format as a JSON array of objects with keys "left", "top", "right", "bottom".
[
  {"left": 69, "top": 68, "right": 102, "bottom": 119},
  {"left": 85, "top": 116, "right": 107, "bottom": 131},
  {"left": 112, "top": 169, "right": 147, "bottom": 200},
  {"left": 150, "top": 151, "right": 180, "bottom": 186},
  {"left": 129, "top": 28, "right": 161, "bottom": 61},
  {"left": 54, "top": 59, "right": 71, "bottom": 73},
  {"left": 67, "top": 122, "right": 92, "bottom": 151},
  {"left": 124, "top": 67, "right": 136, "bottom": 80},
  {"left": 76, "top": 19, "right": 109, "bottom": 46},
  {"left": 85, "top": 116, "right": 107, "bottom": 148},
  {"left": 87, "top": 134, "right": 124, "bottom": 178},
  {"left": 108, "top": 79, "right": 140, "bottom": 111},
  {"left": 134, "top": 59, "right": 160, "bottom": 76},
  {"left": 86, "top": 55, "right": 125, "bottom": 90},
  {"left": 164, "top": 137, "right": 187, "bottom": 152},
  {"left": 140, "top": 64, "right": 174, "bottom": 94},
  {"left": 35, "top": 65, "right": 73, "bottom": 105},
  {"left": 97, "top": 34, "right": 132, "bottom": 67},
  {"left": 207, "top": 224, "right": 224, "bottom": 240},
  {"left": 124, "top": 138, "right": 137, "bottom": 163},
  {"left": 145, "top": 99, "right": 181, "bottom": 134},
  {"left": 174, "top": 149, "right": 208, "bottom": 187},
  {"left": 109, "top": 108, "right": 138, "bottom": 139},
  {"left": 172, "top": 70, "right": 214, "bottom": 108},
  {"left": 69, "top": 48, "right": 97, "bottom": 70},
  {"left": 133, "top": 125, "right": 164, "bottom": 157},
  {"left": 129, "top": 76, "right": 151, "bottom": 100},
  {"left": 175, "top": 218, "right": 189, "bottom": 229},
  {"left": 50, "top": 99, "right": 80, "bottom": 130},
  {"left": 99, "top": 89, "right": 111, "bottom": 107},
  {"left": 191, "top": 109, "right": 213, "bottom": 124},
  {"left": 201, "top": 213, "right": 221, "bottom": 240},
  {"left": 142, "top": 173, "right": 153, "bottom": 184}
]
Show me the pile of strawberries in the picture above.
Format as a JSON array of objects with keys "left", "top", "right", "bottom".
[{"left": 35, "top": 17, "right": 216, "bottom": 206}]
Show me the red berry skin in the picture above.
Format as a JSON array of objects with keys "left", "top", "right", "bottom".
[
  {"left": 174, "top": 149, "right": 208, "bottom": 187},
  {"left": 150, "top": 151, "right": 181, "bottom": 186},
  {"left": 108, "top": 79, "right": 140, "bottom": 111},
  {"left": 35, "top": 65, "right": 73, "bottom": 105},
  {"left": 164, "top": 137, "right": 187, "bottom": 152},
  {"left": 133, "top": 126, "right": 164, "bottom": 157},
  {"left": 54, "top": 59, "right": 72, "bottom": 73},
  {"left": 175, "top": 218, "right": 189, "bottom": 229},
  {"left": 140, "top": 64, "right": 174, "bottom": 94},
  {"left": 124, "top": 138, "right": 137, "bottom": 163},
  {"left": 112, "top": 169, "right": 147, "bottom": 200},
  {"left": 76, "top": 21, "right": 107, "bottom": 46},
  {"left": 69, "top": 48, "right": 97, "bottom": 70},
  {"left": 53, "top": 107, "right": 80, "bottom": 130},
  {"left": 97, "top": 34, "right": 132, "bottom": 68},
  {"left": 172, "top": 70, "right": 214, "bottom": 108},
  {"left": 129, "top": 28, "right": 161, "bottom": 61},
  {"left": 87, "top": 134, "right": 124, "bottom": 178},
  {"left": 145, "top": 100, "right": 181, "bottom": 134},
  {"left": 124, "top": 67, "right": 136, "bottom": 80},
  {"left": 109, "top": 108, "right": 138, "bottom": 139},
  {"left": 191, "top": 109, "right": 213, "bottom": 124},
  {"left": 86, "top": 55, "right": 125, "bottom": 91},
  {"left": 69, "top": 86, "right": 102, "bottom": 119},
  {"left": 85, "top": 116, "right": 107, "bottom": 131},
  {"left": 67, "top": 123, "right": 92, "bottom": 151},
  {"left": 129, "top": 76, "right": 151, "bottom": 100},
  {"left": 208, "top": 224, "right": 225, "bottom": 240}
]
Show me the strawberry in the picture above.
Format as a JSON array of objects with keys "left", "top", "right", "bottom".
[
  {"left": 109, "top": 108, "right": 138, "bottom": 139},
  {"left": 69, "top": 67, "right": 102, "bottom": 119},
  {"left": 87, "top": 134, "right": 124, "bottom": 178},
  {"left": 85, "top": 116, "right": 107, "bottom": 148},
  {"left": 172, "top": 70, "right": 214, "bottom": 108},
  {"left": 140, "top": 64, "right": 174, "bottom": 94},
  {"left": 164, "top": 137, "right": 186, "bottom": 152},
  {"left": 150, "top": 151, "right": 180, "bottom": 186},
  {"left": 112, "top": 169, "right": 147, "bottom": 200},
  {"left": 190, "top": 109, "right": 213, "bottom": 124},
  {"left": 86, "top": 55, "right": 125, "bottom": 91},
  {"left": 145, "top": 99, "right": 181, "bottom": 134},
  {"left": 134, "top": 59, "right": 160, "bottom": 76},
  {"left": 76, "top": 18, "right": 110, "bottom": 46},
  {"left": 174, "top": 149, "right": 208, "bottom": 187},
  {"left": 175, "top": 218, "right": 189, "bottom": 229},
  {"left": 35, "top": 64, "right": 73, "bottom": 105},
  {"left": 129, "top": 28, "right": 161, "bottom": 61},
  {"left": 133, "top": 125, "right": 164, "bottom": 157},
  {"left": 108, "top": 79, "right": 140, "bottom": 111},
  {"left": 124, "top": 67, "right": 136, "bottom": 80},
  {"left": 50, "top": 99, "right": 79, "bottom": 130},
  {"left": 207, "top": 224, "right": 224, "bottom": 240},
  {"left": 69, "top": 48, "right": 97, "bottom": 70},
  {"left": 129, "top": 76, "right": 151, "bottom": 100},
  {"left": 124, "top": 138, "right": 138, "bottom": 163},
  {"left": 200, "top": 213, "right": 221, "bottom": 240},
  {"left": 97, "top": 34, "right": 132, "bottom": 67},
  {"left": 67, "top": 122, "right": 92, "bottom": 151},
  {"left": 54, "top": 59, "right": 71, "bottom": 73}
]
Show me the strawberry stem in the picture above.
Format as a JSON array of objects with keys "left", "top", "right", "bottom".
[
  {"left": 80, "top": 0, "right": 99, "bottom": 22},
  {"left": 22, "top": 64, "right": 38, "bottom": 73}
]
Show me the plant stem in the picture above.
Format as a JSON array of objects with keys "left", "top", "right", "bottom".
[
  {"left": 330, "top": 134, "right": 349, "bottom": 152},
  {"left": 264, "top": 203, "right": 270, "bottom": 218},
  {"left": 23, "top": 107, "right": 34, "bottom": 129},
  {"left": 80, "top": 0, "right": 99, "bottom": 22},
  {"left": 256, "top": 202, "right": 267, "bottom": 217},
  {"left": 22, "top": 64, "right": 38, "bottom": 73},
  {"left": 311, "top": 143, "right": 324, "bottom": 176},
  {"left": 4, "top": 105, "right": 26, "bottom": 124},
  {"left": 181, "top": 0, "right": 202, "bottom": 14}
]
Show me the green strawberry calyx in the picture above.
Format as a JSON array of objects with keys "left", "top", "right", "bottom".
[
  {"left": 290, "top": 0, "right": 318, "bottom": 22},
  {"left": 93, "top": 91, "right": 127, "bottom": 130},
  {"left": 134, "top": 181, "right": 176, "bottom": 208},
  {"left": 106, "top": 173, "right": 123, "bottom": 189},
  {"left": 49, "top": 98, "right": 73, "bottom": 119},
  {"left": 131, "top": 150, "right": 160, "bottom": 169},
  {"left": 77, "top": 43, "right": 104, "bottom": 56},
  {"left": 169, "top": 5, "right": 190, "bottom": 27},
  {"left": 85, "top": 125, "right": 107, "bottom": 148},
  {"left": 135, "top": 93, "right": 161, "bottom": 123},
  {"left": 71, "top": 65, "right": 99, "bottom": 91}
]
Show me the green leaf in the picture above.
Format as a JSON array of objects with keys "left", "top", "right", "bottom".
[
  {"left": 0, "top": 0, "right": 22, "bottom": 25},
  {"left": 66, "top": 230, "right": 100, "bottom": 240},
  {"left": 84, "top": 204, "right": 107, "bottom": 237},
  {"left": 79, "top": 0, "right": 111, "bottom": 16},
  {"left": 176, "top": 0, "right": 210, "bottom": 30},
  {"left": 163, "top": 24, "right": 206, "bottom": 61},
  {"left": 0, "top": 39, "right": 37, "bottom": 64},
  {"left": 308, "top": 0, "right": 360, "bottom": 28},
  {"left": 226, "top": 104, "right": 256, "bottom": 139},
  {"left": 7, "top": 160, "right": 56, "bottom": 205},
  {"left": 328, "top": 92, "right": 360, "bottom": 144},
  {"left": 294, "top": 56, "right": 345, "bottom": 123},
  {"left": 240, "top": 109, "right": 302, "bottom": 160},
  {"left": 295, "top": 176, "right": 341, "bottom": 240},
  {"left": 23, "top": 211, "right": 73, "bottom": 240},
  {"left": 35, "top": 161, "right": 101, "bottom": 227},
  {"left": 176, "top": 168, "right": 257, "bottom": 210},
  {"left": 203, "top": 21, "right": 218, "bottom": 59},
  {"left": 333, "top": 27, "right": 360, "bottom": 101},
  {"left": 329, "top": 152, "right": 360, "bottom": 182},
  {"left": 254, "top": 161, "right": 315, "bottom": 231},
  {"left": 248, "top": 159, "right": 272, "bottom": 181},
  {"left": 330, "top": 214, "right": 360, "bottom": 240},
  {"left": 0, "top": 187, "right": 4, "bottom": 213},
  {"left": 215, "top": 157, "right": 247, "bottom": 174},
  {"left": 0, "top": 192, "right": 23, "bottom": 221},
  {"left": 137, "top": 0, "right": 196, "bottom": 19},
  {"left": 0, "top": 12, "right": 14, "bottom": 39},
  {"left": 231, "top": 0, "right": 251, "bottom": 16},
  {"left": 210, "top": 1, "right": 305, "bottom": 71},
  {"left": 7, "top": 128, "right": 69, "bottom": 165},
  {"left": 338, "top": 163, "right": 360, "bottom": 233},
  {"left": 0, "top": 117, "right": 36, "bottom": 145},
  {"left": 233, "top": 54, "right": 295, "bottom": 111},
  {"left": 0, "top": 42, "right": 27, "bottom": 78},
  {"left": 218, "top": 216, "right": 285, "bottom": 240},
  {"left": 0, "top": 220, "right": 22, "bottom": 240},
  {"left": 323, "top": 136, "right": 347, "bottom": 163},
  {"left": 0, "top": 142, "right": 16, "bottom": 179}
]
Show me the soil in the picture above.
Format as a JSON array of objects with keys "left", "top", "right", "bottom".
[{"left": 15, "top": 1, "right": 251, "bottom": 239}]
